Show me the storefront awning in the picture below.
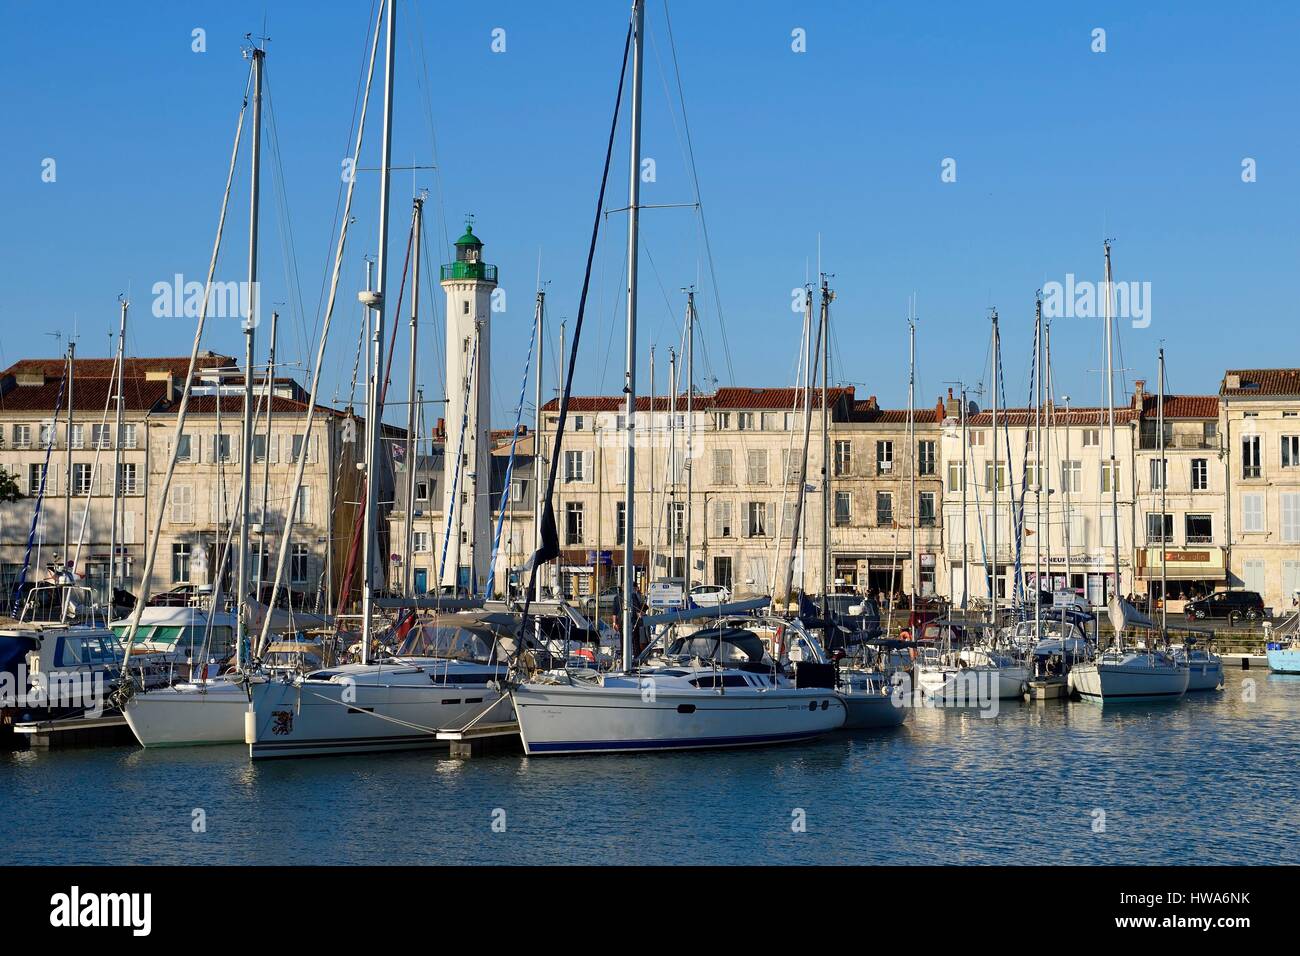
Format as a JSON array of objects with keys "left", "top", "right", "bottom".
[{"left": 1137, "top": 547, "right": 1226, "bottom": 581}]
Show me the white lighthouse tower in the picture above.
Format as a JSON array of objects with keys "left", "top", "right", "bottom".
[{"left": 440, "top": 220, "right": 496, "bottom": 594}]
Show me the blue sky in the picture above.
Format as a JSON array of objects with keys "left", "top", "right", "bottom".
[{"left": 2, "top": 1, "right": 1296, "bottom": 426}]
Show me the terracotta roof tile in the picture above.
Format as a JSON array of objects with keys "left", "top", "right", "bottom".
[
  {"left": 1220, "top": 369, "right": 1300, "bottom": 397},
  {"left": 0, "top": 376, "right": 170, "bottom": 413}
]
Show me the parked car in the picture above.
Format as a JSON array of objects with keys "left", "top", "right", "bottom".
[
  {"left": 689, "top": 583, "right": 731, "bottom": 607},
  {"left": 1185, "top": 589, "right": 1264, "bottom": 624}
]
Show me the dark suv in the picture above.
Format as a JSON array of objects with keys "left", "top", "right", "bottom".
[{"left": 1185, "top": 590, "right": 1264, "bottom": 623}]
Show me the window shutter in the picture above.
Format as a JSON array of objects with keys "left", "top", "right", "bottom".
[
  {"left": 309, "top": 433, "right": 319, "bottom": 464},
  {"left": 741, "top": 502, "right": 751, "bottom": 538},
  {"left": 123, "top": 509, "right": 136, "bottom": 544},
  {"left": 270, "top": 434, "right": 279, "bottom": 463},
  {"left": 583, "top": 450, "right": 593, "bottom": 483}
]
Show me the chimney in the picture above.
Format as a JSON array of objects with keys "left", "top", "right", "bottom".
[
  {"left": 145, "top": 369, "right": 176, "bottom": 402},
  {"left": 944, "top": 388, "right": 961, "bottom": 418},
  {"left": 1133, "top": 379, "right": 1146, "bottom": 409},
  {"left": 1225, "top": 373, "right": 1241, "bottom": 390}
]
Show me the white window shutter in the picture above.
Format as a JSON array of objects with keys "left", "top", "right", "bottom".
[
  {"left": 742, "top": 503, "right": 751, "bottom": 538},
  {"left": 583, "top": 449, "right": 593, "bottom": 483},
  {"left": 123, "top": 509, "right": 136, "bottom": 544},
  {"left": 270, "top": 434, "right": 280, "bottom": 463}
]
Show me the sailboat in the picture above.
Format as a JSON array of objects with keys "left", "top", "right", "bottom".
[
  {"left": 1068, "top": 243, "right": 1188, "bottom": 704},
  {"left": 510, "top": 0, "right": 845, "bottom": 755}
]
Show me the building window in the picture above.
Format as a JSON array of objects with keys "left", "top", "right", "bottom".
[
  {"left": 91, "top": 423, "right": 112, "bottom": 449},
  {"left": 745, "top": 501, "right": 768, "bottom": 537},
  {"left": 176, "top": 434, "right": 194, "bottom": 462},
  {"left": 511, "top": 479, "right": 525, "bottom": 503},
  {"left": 918, "top": 440, "right": 936, "bottom": 477},
  {"left": 918, "top": 491, "right": 936, "bottom": 527},
  {"left": 875, "top": 440, "right": 893, "bottom": 474},
  {"left": 968, "top": 430, "right": 986, "bottom": 447},
  {"left": 1060, "top": 460, "right": 1081, "bottom": 494},
  {"left": 170, "top": 484, "right": 194, "bottom": 523},
  {"left": 737, "top": 412, "right": 756, "bottom": 431},
  {"left": 1100, "top": 461, "right": 1120, "bottom": 494},
  {"left": 171, "top": 543, "right": 192, "bottom": 583},
  {"left": 1242, "top": 435, "right": 1261, "bottom": 479},
  {"left": 1185, "top": 514, "right": 1213, "bottom": 545},
  {"left": 296, "top": 486, "right": 311, "bottom": 523},
  {"left": 252, "top": 434, "right": 268, "bottom": 463},
  {"left": 712, "top": 500, "right": 733, "bottom": 538},
  {"left": 876, "top": 491, "right": 893, "bottom": 527},
  {"left": 1149, "top": 457, "right": 1166, "bottom": 491},
  {"left": 1242, "top": 493, "right": 1264, "bottom": 533},
  {"left": 669, "top": 501, "right": 686, "bottom": 544},
  {"left": 834, "top": 491, "right": 852, "bottom": 526},
  {"left": 1082, "top": 428, "right": 1100, "bottom": 448},
  {"left": 415, "top": 480, "right": 429, "bottom": 501},
  {"left": 564, "top": 449, "right": 586, "bottom": 482},
  {"left": 572, "top": 415, "right": 585, "bottom": 432},
  {"left": 1146, "top": 512, "right": 1173, "bottom": 544},
  {"left": 122, "top": 423, "right": 138, "bottom": 449},
  {"left": 712, "top": 448, "right": 734, "bottom": 485},
  {"left": 761, "top": 412, "right": 780, "bottom": 431},
  {"left": 1283, "top": 493, "right": 1300, "bottom": 544},
  {"left": 117, "top": 462, "right": 138, "bottom": 495},
  {"left": 1191, "top": 458, "right": 1208, "bottom": 491},
  {"left": 290, "top": 435, "right": 308, "bottom": 463},
  {"left": 214, "top": 433, "right": 233, "bottom": 462},
  {"left": 947, "top": 461, "right": 965, "bottom": 491},
  {"left": 616, "top": 501, "right": 626, "bottom": 546},
  {"left": 12, "top": 424, "right": 32, "bottom": 448},
  {"left": 27, "top": 463, "right": 45, "bottom": 495},
  {"left": 70, "top": 424, "right": 85, "bottom": 449},
  {"left": 833, "top": 440, "right": 852, "bottom": 477},
  {"left": 290, "top": 544, "right": 310, "bottom": 584},
  {"left": 39, "top": 422, "right": 56, "bottom": 449},
  {"left": 746, "top": 449, "right": 768, "bottom": 485},
  {"left": 985, "top": 461, "right": 1007, "bottom": 491},
  {"left": 1282, "top": 435, "right": 1300, "bottom": 469},
  {"left": 714, "top": 412, "right": 731, "bottom": 431},
  {"left": 413, "top": 532, "right": 429, "bottom": 553},
  {"left": 565, "top": 502, "right": 584, "bottom": 544}
]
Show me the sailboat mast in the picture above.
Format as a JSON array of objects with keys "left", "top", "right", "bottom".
[
  {"left": 361, "top": 0, "right": 397, "bottom": 663},
  {"left": 236, "top": 44, "right": 263, "bottom": 669},
  {"left": 669, "top": 349, "right": 677, "bottom": 582},
  {"left": 648, "top": 345, "right": 656, "bottom": 591},
  {"left": 109, "top": 299, "right": 127, "bottom": 604},
  {"left": 781, "top": 287, "right": 814, "bottom": 603},
  {"left": 403, "top": 197, "right": 423, "bottom": 595},
  {"left": 960, "top": 384, "right": 968, "bottom": 610},
  {"left": 1034, "top": 292, "right": 1044, "bottom": 642},
  {"left": 908, "top": 314, "right": 916, "bottom": 604},
  {"left": 532, "top": 290, "right": 545, "bottom": 601},
  {"left": 1158, "top": 345, "right": 1167, "bottom": 632},
  {"left": 620, "top": 0, "right": 644, "bottom": 671},
  {"left": 820, "top": 276, "right": 831, "bottom": 616},
  {"left": 1104, "top": 241, "right": 1120, "bottom": 607},
  {"left": 685, "top": 289, "right": 695, "bottom": 598},
  {"left": 62, "top": 341, "right": 75, "bottom": 573},
  {"left": 990, "top": 310, "right": 999, "bottom": 624}
]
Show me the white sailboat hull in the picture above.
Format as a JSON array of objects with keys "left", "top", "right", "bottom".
[
  {"left": 512, "top": 681, "right": 845, "bottom": 755},
  {"left": 917, "top": 664, "right": 1026, "bottom": 703},
  {"left": 249, "top": 670, "right": 511, "bottom": 759},
  {"left": 1069, "top": 655, "right": 1189, "bottom": 703},
  {"left": 122, "top": 680, "right": 249, "bottom": 747}
]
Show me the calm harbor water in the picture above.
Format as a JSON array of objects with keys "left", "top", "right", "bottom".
[{"left": 4, "top": 668, "right": 1297, "bottom": 866}]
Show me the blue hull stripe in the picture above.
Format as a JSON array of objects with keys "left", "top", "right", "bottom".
[{"left": 525, "top": 728, "right": 828, "bottom": 754}]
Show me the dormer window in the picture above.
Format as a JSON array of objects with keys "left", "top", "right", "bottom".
[{"left": 463, "top": 301, "right": 470, "bottom": 315}]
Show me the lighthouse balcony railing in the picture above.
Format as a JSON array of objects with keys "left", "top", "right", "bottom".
[{"left": 441, "top": 262, "right": 497, "bottom": 283}]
